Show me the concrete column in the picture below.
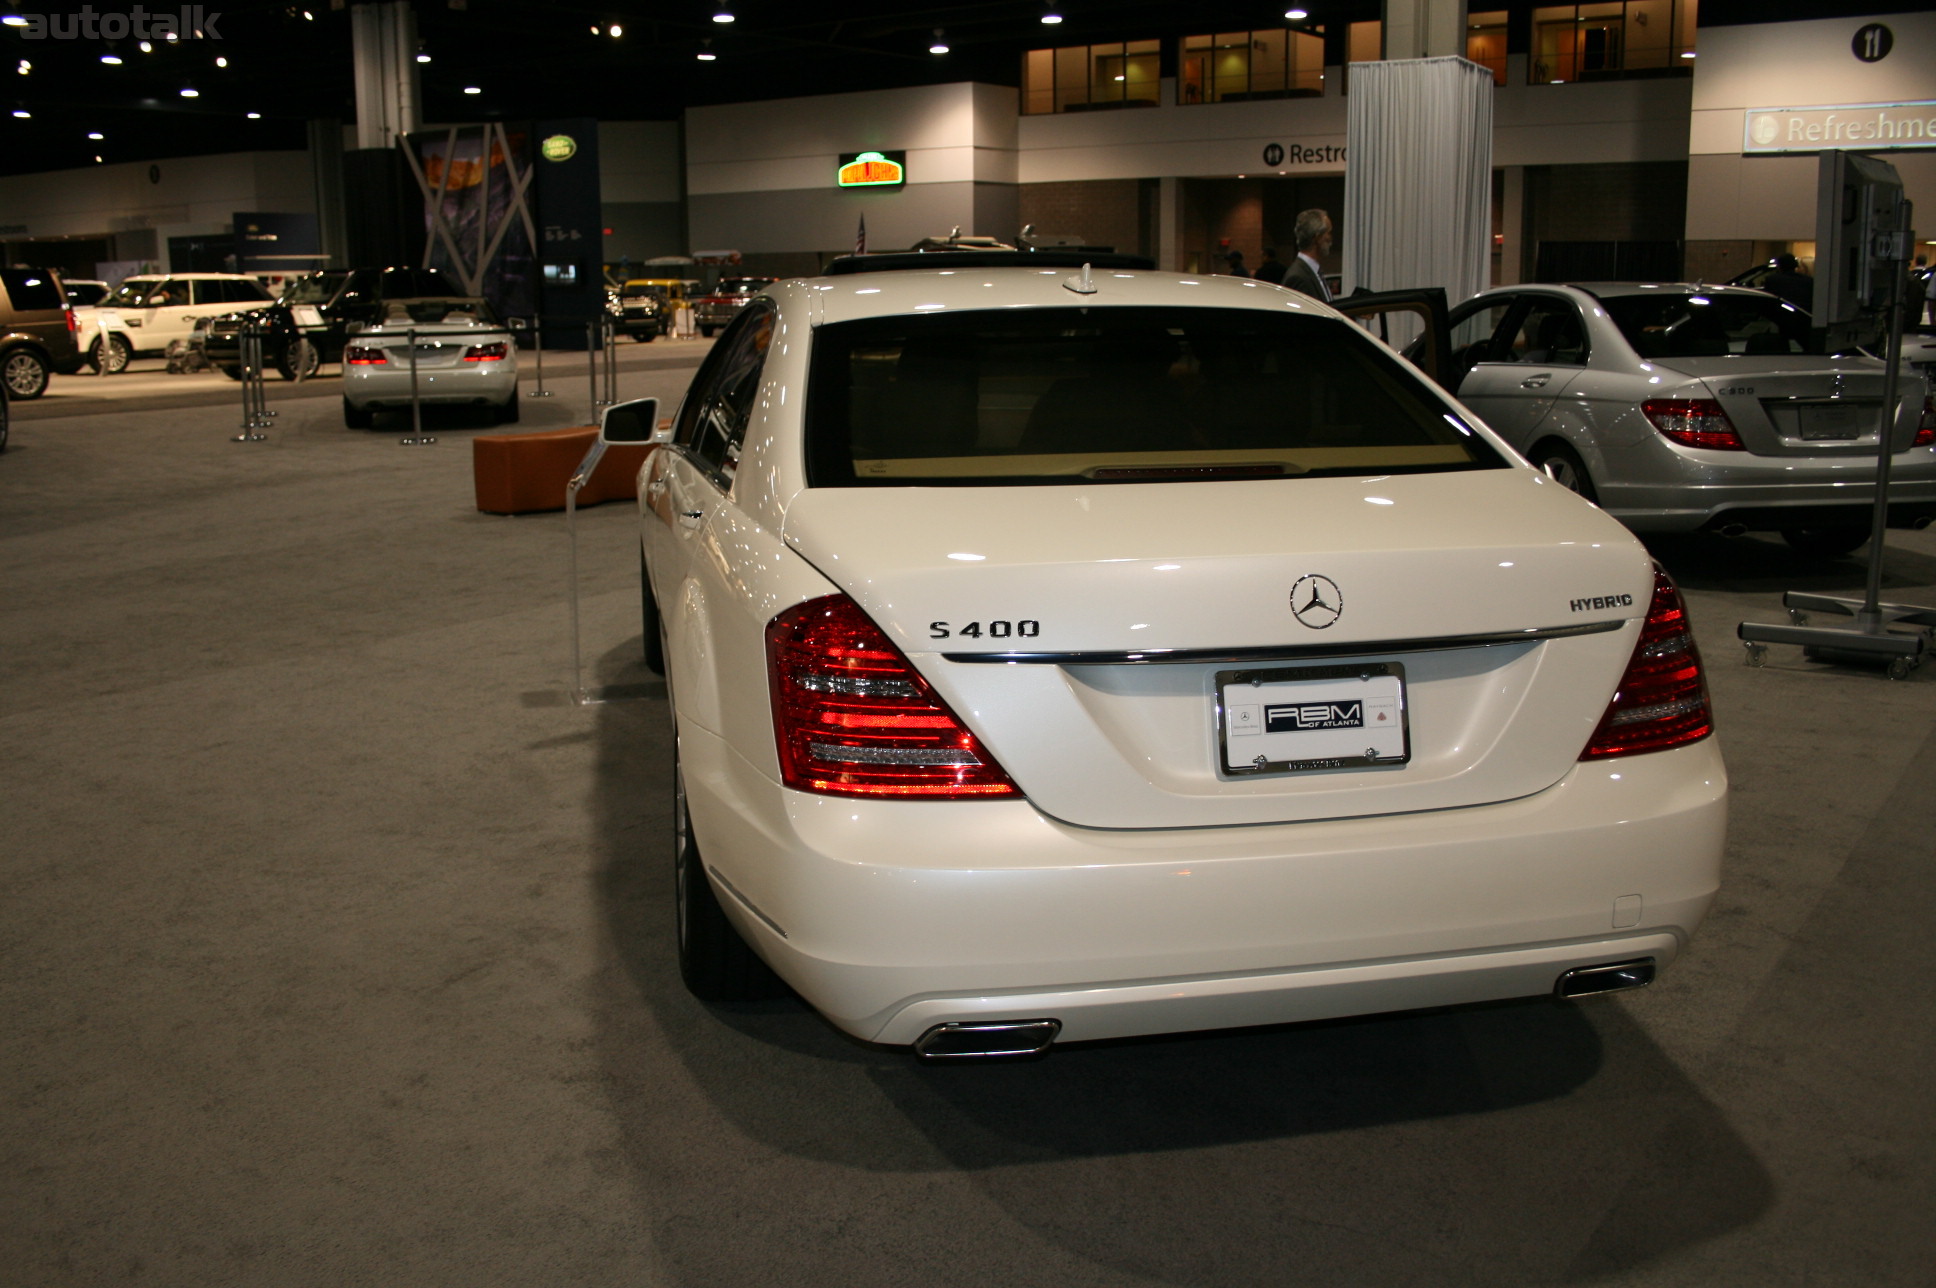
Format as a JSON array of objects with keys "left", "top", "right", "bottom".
[
  {"left": 1158, "top": 176, "right": 1180, "bottom": 272},
  {"left": 350, "top": 1, "right": 420, "bottom": 151},
  {"left": 1383, "top": 0, "right": 1469, "bottom": 61},
  {"left": 1498, "top": 164, "right": 1524, "bottom": 286}
]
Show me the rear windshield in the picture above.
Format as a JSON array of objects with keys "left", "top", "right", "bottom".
[
  {"left": 1600, "top": 290, "right": 1820, "bottom": 359},
  {"left": 379, "top": 297, "right": 502, "bottom": 326},
  {"left": 1, "top": 269, "right": 64, "bottom": 312},
  {"left": 806, "top": 306, "right": 1500, "bottom": 486}
]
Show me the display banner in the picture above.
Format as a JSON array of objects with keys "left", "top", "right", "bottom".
[
  {"left": 534, "top": 117, "right": 605, "bottom": 339},
  {"left": 233, "top": 212, "right": 322, "bottom": 275},
  {"left": 1743, "top": 102, "right": 1936, "bottom": 154},
  {"left": 402, "top": 123, "right": 538, "bottom": 322}
]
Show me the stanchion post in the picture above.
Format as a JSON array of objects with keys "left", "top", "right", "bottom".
[
  {"left": 232, "top": 319, "right": 271, "bottom": 441},
  {"left": 586, "top": 320, "right": 599, "bottom": 417},
  {"left": 400, "top": 325, "right": 436, "bottom": 446},
  {"left": 529, "top": 316, "right": 552, "bottom": 397}
]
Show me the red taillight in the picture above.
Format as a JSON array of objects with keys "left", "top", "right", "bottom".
[
  {"left": 65, "top": 308, "right": 78, "bottom": 334},
  {"left": 1581, "top": 566, "right": 1712, "bottom": 759},
  {"left": 766, "top": 594, "right": 1019, "bottom": 799},
  {"left": 344, "top": 345, "right": 387, "bottom": 364},
  {"left": 1642, "top": 398, "right": 1744, "bottom": 451},
  {"left": 1915, "top": 397, "right": 1935, "bottom": 447},
  {"left": 463, "top": 342, "right": 507, "bottom": 362}
]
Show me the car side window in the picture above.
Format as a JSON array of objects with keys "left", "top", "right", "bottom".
[
  {"left": 1502, "top": 298, "right": 1588, "bottom": 365},
  {"left": 1451, "top": 302, "right": 1513, "bottom": 361},
  {"left": 676, "top": 301, "right": 776, "bottom": 489},
  {"left": 156, "top": 280, "right": 191, "bottom": 307},
  {"left": 191, "top": 281, "right": 227, "bottom": 306},
  {"left": 229, "top": 279, "right": 271, "bottom": 303}
]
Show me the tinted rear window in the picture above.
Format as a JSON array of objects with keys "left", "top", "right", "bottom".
[
  {"left": 1601, "top": 290, "right": 1819, "bottom": 359},
  {"left": 1, "top": 269, "right": 64, "bottom": 312},
  {"left": 806, "top": 306, "right": 1500, "bottom": 486}
]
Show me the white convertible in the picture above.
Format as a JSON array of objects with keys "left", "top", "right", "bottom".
[
  {"left": 613, "top": 252, "right": 1727, "bottom": 1059},
  {"left": 340, "top": 297, "right": 519, "bottom": 427}
]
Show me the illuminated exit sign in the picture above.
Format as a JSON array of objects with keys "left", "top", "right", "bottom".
[{"left": 837, "top": 151, "right": 907, "bottom": 188}]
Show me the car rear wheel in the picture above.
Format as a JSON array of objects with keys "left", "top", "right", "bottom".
[
  {"left": 1533, "top": 442, "right": 1597, "bottom": 504},
  {"left": 276, "top": 339, "right": 320, "bottom": 382},
  {"left": 632, "top": 329, "right": 655, "bottom": 343},
  {"left": 88, "top": 334, "right": 131, "bottom": 374},
  {"left": 2, "top": 348, "right": 51, "bottom": 400},
  {"left": 495, "top": 389, "right": 520, "bottom": 425},
  {"left": 673, "top": 735, "right": 780, "bottom": 1002},
  {"left": 342, "top": 396, "right": 374, "bottom": 429},
  {"left": 1782, "top": 525, "right": 1869, "bottom": 559}
]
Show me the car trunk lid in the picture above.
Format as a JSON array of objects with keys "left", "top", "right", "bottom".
[
  {"left": 1653, "top": 356, "right": 1921, "bottom": 456},
  {"left": 780, "top": 469, "right": 1655, "bottom": 828}
]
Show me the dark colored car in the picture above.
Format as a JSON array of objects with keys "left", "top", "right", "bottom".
[
  {"left": 0, "top": 267, "right": 84, "bottom": 400},
  {"left": 201, "top": 266, "right": 459, "bottom": 381},
  {"left": 692, "top": 277, "right": 775, "bottom": 337}
]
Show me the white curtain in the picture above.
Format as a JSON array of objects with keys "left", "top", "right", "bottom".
[{"left": 1343, "top": 57, "right": 1493, "bottom": 310}]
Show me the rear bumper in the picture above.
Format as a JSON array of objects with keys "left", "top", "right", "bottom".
[
  {"left": 1601, "top": 453, "right": 1936, "bottom": 533},
  {"left": 344, "top": 365, "right": 516, "bottom": 408},
  {"left": 681, "top": 725, "right": 1728, "bottom": 1046}
]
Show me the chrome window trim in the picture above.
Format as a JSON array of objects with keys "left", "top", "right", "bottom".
[{"left": 940, "top": 618, "right": 1625, "bottom": 665}]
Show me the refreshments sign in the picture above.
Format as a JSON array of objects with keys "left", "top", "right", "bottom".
[{"left": 1743, "top": 102, "right": 1936, "bottom": 153}]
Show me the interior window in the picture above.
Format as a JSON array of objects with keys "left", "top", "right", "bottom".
[
  {"left": 677, "top": 302, "right": 776, "bottom": 487},
  {"left": 1501, "top": 299, "right": 1588, "bottom": 364},
  {"left": 807, "top": 305, "right": 1503, "bottom": 487}
]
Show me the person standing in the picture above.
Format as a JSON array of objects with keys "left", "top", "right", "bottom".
[
  {"left": 1223, "top": 247, "right": 1250, "bottom": 278},
  {"left": 1763, "top": 253, "right": 1813, "bottom": 313},
  {"left": 1254, "top": 247, "right": 1288, "bottom": 284},
  {"left": 1284, "top": 209, "right": 1333, "bottom": 301}
]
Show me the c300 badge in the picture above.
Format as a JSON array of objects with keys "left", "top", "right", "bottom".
[{"left": 1289, "top": 574, "right": 1343, "bottom": 629}]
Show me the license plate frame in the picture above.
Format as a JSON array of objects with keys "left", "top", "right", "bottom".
[
  {"left": 1797, "top": 402, "right": 1865, "bottom": 441},
  {"left": 1216, "top": 661, "right": 1409, "bottom": 777}
]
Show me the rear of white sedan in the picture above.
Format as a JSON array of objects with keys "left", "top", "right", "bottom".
[{"left": 639, "top": 257, "right": 1727, "bottom": 1058}]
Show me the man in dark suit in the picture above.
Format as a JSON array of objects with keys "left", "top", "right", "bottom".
[
  {"left": 1284, "top": 209, "right": 1333, "bottom": 301},
  {"left": 1253, "top": 248, "right": 1288, "bottom": 284}
]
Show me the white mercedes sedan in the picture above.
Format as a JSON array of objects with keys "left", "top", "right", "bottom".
[
  {"left": 340, "top": 298, "right": 519, "bottom": 427},
  {"left": 624, "top": 252, "right": 1727, "bottom": 1059}
]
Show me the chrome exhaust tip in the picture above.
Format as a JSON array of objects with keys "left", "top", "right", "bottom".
[
  {"left": 914, "top": 1019, "right": 1061, "bottom": 1061},
  {"left": 1555, "top": 957, "right": 1656, "bottom": 1000}
]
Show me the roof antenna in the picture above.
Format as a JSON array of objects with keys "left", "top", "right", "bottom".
[{"left": 1062, "top": 262, "right": 1097, "bottom": 295}]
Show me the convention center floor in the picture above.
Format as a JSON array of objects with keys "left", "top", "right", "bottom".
[{"left": 3, "top": 347, "right": 1931, "bottom": 1286}]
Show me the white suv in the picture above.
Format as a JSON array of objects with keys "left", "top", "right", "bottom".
[{"left": 93, "top": 272, "right": 274, "bottom": 366}]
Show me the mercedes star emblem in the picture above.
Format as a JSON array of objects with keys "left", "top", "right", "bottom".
[{"left": 1289, "top": 574, "right": 1344, "bottom": 629}]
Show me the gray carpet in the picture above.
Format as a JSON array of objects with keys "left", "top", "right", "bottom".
[{"left": 3, "top": 361, "right": 1932, "bottom": 1285}]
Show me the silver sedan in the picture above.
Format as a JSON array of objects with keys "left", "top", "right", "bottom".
[{"left": 1439, "top": 283, "right": 1936, "bottom": 557}]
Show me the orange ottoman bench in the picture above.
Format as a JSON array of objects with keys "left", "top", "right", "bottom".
[{"left": 472, "top": 425, "right": 654, "bottom": 515}]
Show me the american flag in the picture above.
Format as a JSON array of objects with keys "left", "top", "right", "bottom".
[{"left": 855, "top": 215, "right": 866, "bottom": 256}]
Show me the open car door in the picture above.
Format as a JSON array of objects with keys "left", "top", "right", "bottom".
[{"left": 1332, "top": 287, "right": 1453, "bottom": 392}]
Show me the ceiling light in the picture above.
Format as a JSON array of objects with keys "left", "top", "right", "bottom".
[
  {"left": 246, "top": 112, "right": 260, "bottom": 119},
  {"left": 11, "top": 108, "right": 28, "bottom": 118},
  {"left": 1285, "top": 7, "right": 1308, "bottom": 18},
  {"left": 1680, "top": 50, "right": 1696, "bottom": 58},
  {"left": 1041, "top": 10, "right": 1063, "bottom": 23},
  {"left": 87, "top": 130, "right": 103, "bottom": 139},
  {"left": 713, "top": 7, "right": 734, "bottom": 22},
  {"left": 215, "top": 55, "right": 227, "bottom": 67},
  {"left": 415, "top": 53, "right": 430, "bottom": 62},
  {"left": 16, "top": 59, "right": 28, "bottom": 74},
  {"left": 930, "top": 28, "right": 948, "bottom": 53},
  {"left": 94, "top": 155, "right": 102, "bottom": 162},
  {"left": 179, "top": 87, "right": 198, "bottom": 97},
  {"left": 463, "top": 85, "right": 481, "bottom": 94},
  {"left": 589, "top": 24, "right": 598, "bottom": 34},
  {"left": 1, "top": 16, "right": 29, "bottom": 28},
  {"left": 139, "top": 40, "right": 152, "bottom": 51},
  {"left": 697, "top": 49, "right": 717, "bottom": 60},
  {"left": 101, "top": 54, "right": 123, "bottom": 64},
  {"left": 607, "top": 23, "right": 622, "bottom": 36},
  {"left": 302, "top": 9, "right": 313, "bottom": 18},
  {"left": 164, "top": 29, "right": 177, "bottom": 41}
]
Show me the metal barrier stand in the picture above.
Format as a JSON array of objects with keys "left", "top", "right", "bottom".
[
  {"left": 399, "top": 325, "right": 436, "bottom": 445},
  {"left": 232, "top": 319, "right": 273, "bottom": 442},
  {"left": 528, "top": 317, "right": 552, "bottom": 398}
]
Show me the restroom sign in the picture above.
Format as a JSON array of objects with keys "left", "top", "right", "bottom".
[{"left": 837, "top": 151, "right": 907, "bottom": 188}]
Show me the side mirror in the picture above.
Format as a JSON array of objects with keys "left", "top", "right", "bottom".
[
  {"left": 508, "top": 316, "right": 528, "bottom": 331},
  {"left": 599, "top": 397, "right": 662, "bottom": 445}
]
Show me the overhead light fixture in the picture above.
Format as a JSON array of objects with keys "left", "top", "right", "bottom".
[
  {"left": 302, "top": 9, "right": 313, "bottom": 18},
  {"left": 12, "top": 108, "right": 29, "bottom": 118},
  {"left": 1, "top": 16, "right": 29, "bottom": 28},
  {"left": 415, "top": 53, "right": 430, "bottom": 62},
  {"left": 87, "top": 130, "right": 103, "bottom": 139},
  {"left": 1680, "top": 50, "right": 1696, "bottom": 58},
  {"left": 246, "top": 111, "right": 261, "bottom": 119},
  {"left": 16, "top": 59, "right": 28, "bottom": 74},
  {"left": 215, "top": 55, "right": 227, "bottom": 67},
  {"left": 179, "top": 87, "right": 198, "bottom": 97},
  {"left": 589, "top": 23, "right": 598, "bottom": 34},
  {"left": 94, "top": 154, "right": 102, "bottom": 162},
  {"left": 463, "top": 85, "right": 481, "bottom": 94},
  {"left": 930, "top": 28, "right": 948, "bottom": 54},
  {"left": 1285, "top": 7, "right": 1308, "bottom": 18},
  {"left": 607, "top": 23, "right": 621, "bottom": 36},
  {"left": 697, "top": 39, "right": 717, "bottom": 60},
  {"left": 101, "top": 54, "right": 123, "bottom": 64},
  {"left": 713, "top": 7, "right": 734, "bottom": 22},
  {"left": 1041, "top": 10, "right": 1063, "bottom": 24},
  {"left": 139, "top": 40, "right": 152, "bottom": 51}
]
